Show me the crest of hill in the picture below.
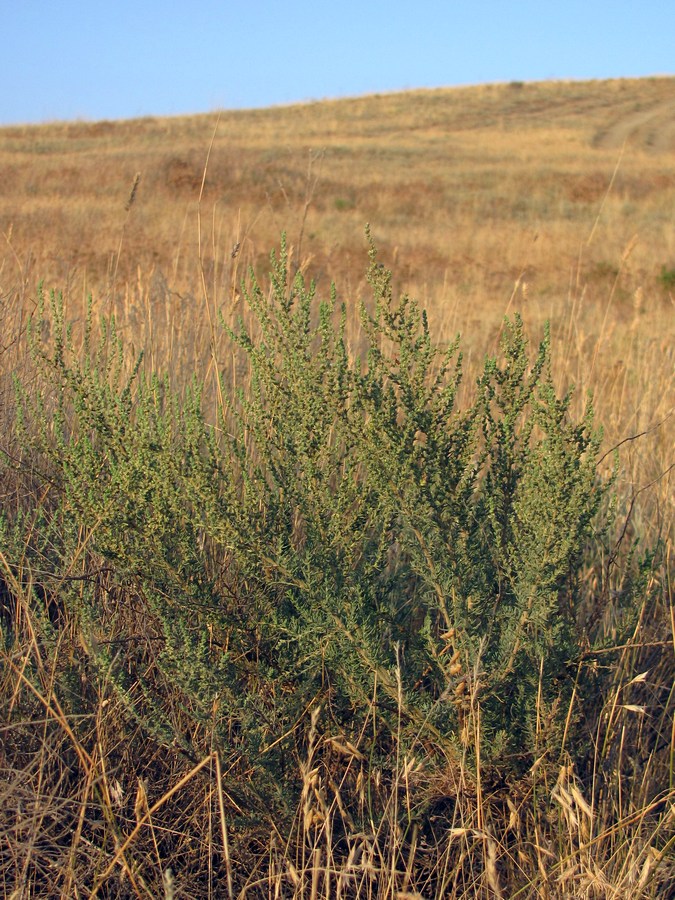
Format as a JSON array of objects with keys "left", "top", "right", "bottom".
[
  {"left": 2, "top": 76, "right": 674, "bottom": 149},
  {"left": 0, "top": 76, "right": 673, "bottom": 319}
]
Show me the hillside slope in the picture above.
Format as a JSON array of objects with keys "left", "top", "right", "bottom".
[{"left": 1, "top": 76, "right": 673, "bottom": 315}]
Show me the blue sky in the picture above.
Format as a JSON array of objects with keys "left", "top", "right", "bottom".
[{"left": 2, "top": 1, "right": 673, "bottom": 125}]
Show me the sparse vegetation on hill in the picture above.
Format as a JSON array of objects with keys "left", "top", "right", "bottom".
[
  {"left": 2, "top": 76, "right": 674, "bottom": 307},
  {"left": 0, "top": 78, "right": 673, "bottom": 897}
]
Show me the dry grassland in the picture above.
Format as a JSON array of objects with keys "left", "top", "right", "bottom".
[
  {"left": 2, "top": 78, "right": 675, "bottom": 307},
  {"left": 0, "top": 76, "right": 673, "bottom": 898},
  {"left": 1, "top": 76, "right": 673, "bottom": 539}
]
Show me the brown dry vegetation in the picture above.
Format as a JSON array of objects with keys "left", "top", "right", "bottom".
[
  {"left": 1, "top": 75, "right": 672, "bottom": 538},
  {"left": 0, "top": 77, "right": 674, "bottom": 898},
  {"left": 2, "top": 77, "right": 675, "bottom": 305}
]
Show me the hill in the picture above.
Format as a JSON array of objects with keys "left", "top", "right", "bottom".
[
  {"left": 0, "top": 78, "right": 675, "bottom": 500},
  {"left": 2, "top": 76, "right": 672, "bottom": 520},
  {"left": 1, "top": 77, "right": 674, "bottom": 307},
  {"left": 1, "top": 74, "right": 673, "bottom": 490},
  {"left": 0, "top": 77, "right": 673, "bottom": 898}
]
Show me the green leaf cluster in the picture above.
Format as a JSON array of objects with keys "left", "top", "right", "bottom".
[{"left": 2, "top": 240, "right": 650, "bottom": 826}]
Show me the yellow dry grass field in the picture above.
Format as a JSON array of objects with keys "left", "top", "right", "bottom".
[
  {"left": 0, "top": 76, "right": 674, "bottom": 898},
  {"left": 2, "top": 77, "right": 674, "bottom": 306},
  {"left": 1, "top": 75, "right": 672, "bottom": 541}
]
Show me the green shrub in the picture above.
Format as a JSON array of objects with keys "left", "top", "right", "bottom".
[
  {"left": 658, "top": 264, "right": 675, "bottom": 290},
  {"left": 3, "top": 238, "right": 651, "bottom": 832}
]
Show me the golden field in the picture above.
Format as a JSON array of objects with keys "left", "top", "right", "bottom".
[
  {"left": 2, "top": 76, "right": 675, "bottom": 313},
  {"left": 1, "top": 75, "right": 673, "bottom": 538},
  {"left": 0, "top": 77, "right": 674, "bottom": 898}
]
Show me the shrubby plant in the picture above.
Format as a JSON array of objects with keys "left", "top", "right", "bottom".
[{"left": 1, "top": 239, "right": 668, "bottom": 895}]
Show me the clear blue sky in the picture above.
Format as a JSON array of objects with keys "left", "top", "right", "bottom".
[{"left": 3, "top": 1, "right": 673, "bottom": 125}]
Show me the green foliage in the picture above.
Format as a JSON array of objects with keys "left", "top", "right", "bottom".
[
  {"left": 658, "top": 264, "right": 675, "bottom": 290},
  {"left": 2, "top": 243, "right": 653, "bottom": 830}
]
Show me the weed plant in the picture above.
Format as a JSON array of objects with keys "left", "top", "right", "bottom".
[{"left": 0, "top": 239, "right": 673, "bottom": 897}]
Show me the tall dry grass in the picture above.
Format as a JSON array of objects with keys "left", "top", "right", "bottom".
[{"left": 0, "top": 77, "right": 673, "bottom": 897}]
